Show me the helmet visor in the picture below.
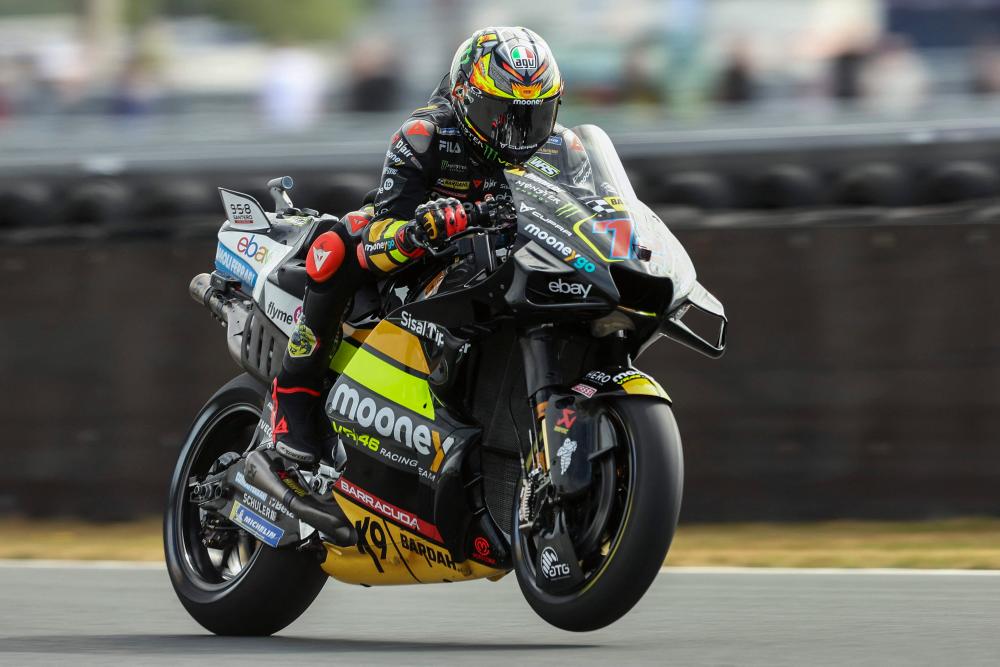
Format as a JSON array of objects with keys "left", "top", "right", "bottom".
[{"left": 465, "top": 93, "right": 559, "bottom": 164}]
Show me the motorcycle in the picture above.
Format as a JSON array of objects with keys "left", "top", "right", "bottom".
[{"left": 164, "top": 125, "right": 727, "bottom": 635}]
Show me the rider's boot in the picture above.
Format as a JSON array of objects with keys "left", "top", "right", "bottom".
[
  {"left": 270, "top": 225, "right": 363, "bottom": 470},
  {"left": 270, "top": 376, "right": 332, "bottom": 468},
  {"left": 249, "top": 224, "right": 368, "bottom": 545}
]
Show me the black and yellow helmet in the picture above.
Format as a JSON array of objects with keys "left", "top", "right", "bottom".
[{"left": 449, "top": 27, "right": 563, "bottom": 167}]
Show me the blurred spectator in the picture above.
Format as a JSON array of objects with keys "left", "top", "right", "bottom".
[
  {"left": 109, "top": 55, "right": 163, "bottom": 117},
  {"left": 35, "top": 34, "right": 90, "bottom": 113},
  {"left": 861, "top": 35, "right": 928, "bottom": 116},
  {"left": 620, "top": 41, "right": 666, "bottom": 107},
  {"left": 258, "top": 41, "right": 327, "bottom": 132},
  {"left": 0, "top": 55, "right": 41, "bottom": 117},
  {"left": 830, "top": 40, "right": 869, "bottom": 103},
  {"left": 345, "top": 37, "right": 402, "bottom": 113},
  {"left": 714, "top": 39, "right": 756, "bottom": 107},
  {"left": 0, "top": 58, "right": 10, "bottom": 122},
  {"left": 970, "top": 34, "right": 1000, "bottom": 95}
]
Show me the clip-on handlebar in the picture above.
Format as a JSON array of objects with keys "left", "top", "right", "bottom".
[{"left": 410, "top": 199, "right": 515, "bottom": 258}]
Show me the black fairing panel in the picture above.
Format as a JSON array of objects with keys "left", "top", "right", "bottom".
[
  {"left": 541, "top": 366, "right": 672, "bottom": 498},
  {"left": 543, "top": 392, "right": 597, "bottom": 497}
]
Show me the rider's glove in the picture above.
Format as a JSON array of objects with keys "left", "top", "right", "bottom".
[{"left": 410, "top": 198, "right": 468, "bottom": 248}]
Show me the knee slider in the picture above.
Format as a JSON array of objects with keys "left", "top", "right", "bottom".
[{"left": 306, "top": 231, "right": 346, "bottom": 283}]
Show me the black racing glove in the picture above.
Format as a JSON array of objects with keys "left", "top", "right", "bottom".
[{"left": 409, "top": 197, "right": 469, "bottom": 248}]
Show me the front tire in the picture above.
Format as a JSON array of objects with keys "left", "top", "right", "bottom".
[
  {"left": 514, "top": 397, "right": 683, "bottom": 632},
  {"left": 164, "top": 373, "right": 328, "bottom": 636}
]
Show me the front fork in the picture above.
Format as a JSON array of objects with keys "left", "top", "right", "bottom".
[
  {"left": 519, "top": 325, "right": 629, "bottom": 471},
  {"left": 519, "top": 325, "right": 563, "bottom": 473},
  {"left": 518, "top": 325, "right": 629, "bottom": 593}
]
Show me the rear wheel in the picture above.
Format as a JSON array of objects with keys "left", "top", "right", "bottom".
[
  {"left": 513, "top": 397, "right": 683, "bottom": 631},
  {"left": 164, "top": 373, "right": 328, "bottom": 636}
]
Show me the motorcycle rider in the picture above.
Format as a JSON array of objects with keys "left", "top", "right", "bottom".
[{"left": 270, "top": 27, "right": 591, "bottom": 474}]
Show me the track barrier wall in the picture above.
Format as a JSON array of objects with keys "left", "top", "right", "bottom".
[{"left": 2, "top": 206, "right": 998, "bottom": 521}]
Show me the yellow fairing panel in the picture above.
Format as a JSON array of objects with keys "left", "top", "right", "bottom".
[
  {"left": 328, "top": 326, "right": 371, "bottom": 373},
  {"left": 340, "top": 320, "right": 435, "bottom": 419},
  {"left": 621, "top": 376, "right": 670, "bottom": 401},
  {"left": 360, "top": 321, "right": 430, "bottom": 374},
  {"left": 321, "top": 494, "right": 505, "bottom": 585}
]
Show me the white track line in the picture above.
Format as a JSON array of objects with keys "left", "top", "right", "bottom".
[
  {"left": 0, "top": 559, "right": 165, "bottom": 570},
  {"left": 661, "top": 566, "right": 1000, "bottom": 576},
  {"left": 1, "top": 559, "right": 998, "bottom": 576}
]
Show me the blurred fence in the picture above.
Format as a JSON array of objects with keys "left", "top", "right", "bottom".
[{"left": 2, "top": 203, "right": 998, "bottom": 522}]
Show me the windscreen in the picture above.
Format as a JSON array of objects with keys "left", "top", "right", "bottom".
[{"left": 570, "top": 125, "right": 696, "bottom": 302}]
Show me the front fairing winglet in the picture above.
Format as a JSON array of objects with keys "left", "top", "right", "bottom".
[{"left": 662, "top": 281, "right": 727, "bottom": 359}]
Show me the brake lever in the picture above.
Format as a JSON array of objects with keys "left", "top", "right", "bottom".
[
  {"left": 412, "top": 224, "right": 510, "bottom": 258},
  {"left": 409, "top": 196, "right": 516, "bottom": 259},
  {"left": 410, "top": 232, "right": 457, "bottom": 259}
]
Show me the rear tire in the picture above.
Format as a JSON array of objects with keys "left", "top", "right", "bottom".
[
  {"left": 164, "top": 373, "right": 329, "bottom": 636},
  {"left": 514, "top": 397, "right": 683, "bottom": 631}
]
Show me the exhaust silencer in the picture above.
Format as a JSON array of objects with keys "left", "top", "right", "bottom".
[
  {"left": 189, "top": 273, "right": 231, "bottom": 324},
  {"left": 189, "top": 272, "right": 252, "bottom": 368},
  {"left": 244, "top": 450, "right": 357, "bottom": 547}
]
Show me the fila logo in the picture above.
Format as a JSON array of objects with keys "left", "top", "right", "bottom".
[
  {"left": 312, "top": 247, "right": 331, "bottom": 270},
  {"left": 548, "top": 278, "right": 591, "bottom": 298}
]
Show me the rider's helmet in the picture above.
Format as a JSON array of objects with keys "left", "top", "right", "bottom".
[{"left": 449, "top": 27, "right": 563, "bottom": 167}]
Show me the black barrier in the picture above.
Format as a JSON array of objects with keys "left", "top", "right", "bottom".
[
  {"left": 9, "top": 141, "right": 1000, "bottom": 228},
  {"left": 2, "top": 212, "right": 998, "bottom": 521}
]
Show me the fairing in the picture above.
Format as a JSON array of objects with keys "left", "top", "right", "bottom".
[
  {"left": 507, "top": 124, "right": 698, "bottom": 312},
  {"left": 320, "top": 317, "right": 509, "bottom": 585}
]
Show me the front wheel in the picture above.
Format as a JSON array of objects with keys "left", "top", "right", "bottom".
[
  {"left": 164, "top": 373, "right": 329, "bottom": 636},
  {"left": 513, "top": 397, "right": 683, "bottom": 632}
]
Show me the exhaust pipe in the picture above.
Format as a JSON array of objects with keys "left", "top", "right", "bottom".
[
  {"left": 244, "top": 450, "right": 357, "bottom": 547},
  {"left": 189, "top": 273, "right": 231, "bottom": 324},
  {"left": 189, "top": 273, "right": 214, "bottom": 306},
  {"left": 190, "top": 272, "right": 250, "bottom": 367}
]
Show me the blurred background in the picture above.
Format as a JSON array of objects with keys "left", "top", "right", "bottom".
[{"left": 1, "top": 0, "right": 998, "bottom": 540}]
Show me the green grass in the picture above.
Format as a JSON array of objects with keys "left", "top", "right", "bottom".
[{"left": 2, "top": 517, "right": 999, "bottom": 569}]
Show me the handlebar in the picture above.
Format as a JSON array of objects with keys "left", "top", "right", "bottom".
[
  {"left": 409, "top": 199, "right": 515, "bottom": 258},
  {"left": 466, "top": 198, "right": 516, "bottom": 228}
]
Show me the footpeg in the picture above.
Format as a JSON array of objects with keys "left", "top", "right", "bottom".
[{"left": 244, "top": 450, "right": 357, "bottom": 547}]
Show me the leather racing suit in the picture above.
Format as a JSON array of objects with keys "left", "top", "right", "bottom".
[{"left": 271, "top": 76, "right": 592, "bottom": 465}]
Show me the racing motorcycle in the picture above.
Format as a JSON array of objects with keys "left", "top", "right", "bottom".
[{"left": 164, "top": 125, "right": 726, "bottom": 635}]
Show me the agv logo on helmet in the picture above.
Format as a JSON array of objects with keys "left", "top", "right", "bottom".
[{"left": 510, "top": 45, "right": 537, "bottom": 70}]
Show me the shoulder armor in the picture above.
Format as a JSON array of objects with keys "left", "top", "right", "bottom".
[{"left": 400, "top": 118, "right": 436, "bottom": 155}]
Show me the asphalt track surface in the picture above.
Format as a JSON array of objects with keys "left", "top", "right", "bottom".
[{"left": 1, "top": 563, "right": 998, "bottom": 666}]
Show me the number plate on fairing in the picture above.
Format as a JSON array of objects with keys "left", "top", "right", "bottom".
[{"left": 219, "top": 188, "right": 271, "bottom": 231}]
